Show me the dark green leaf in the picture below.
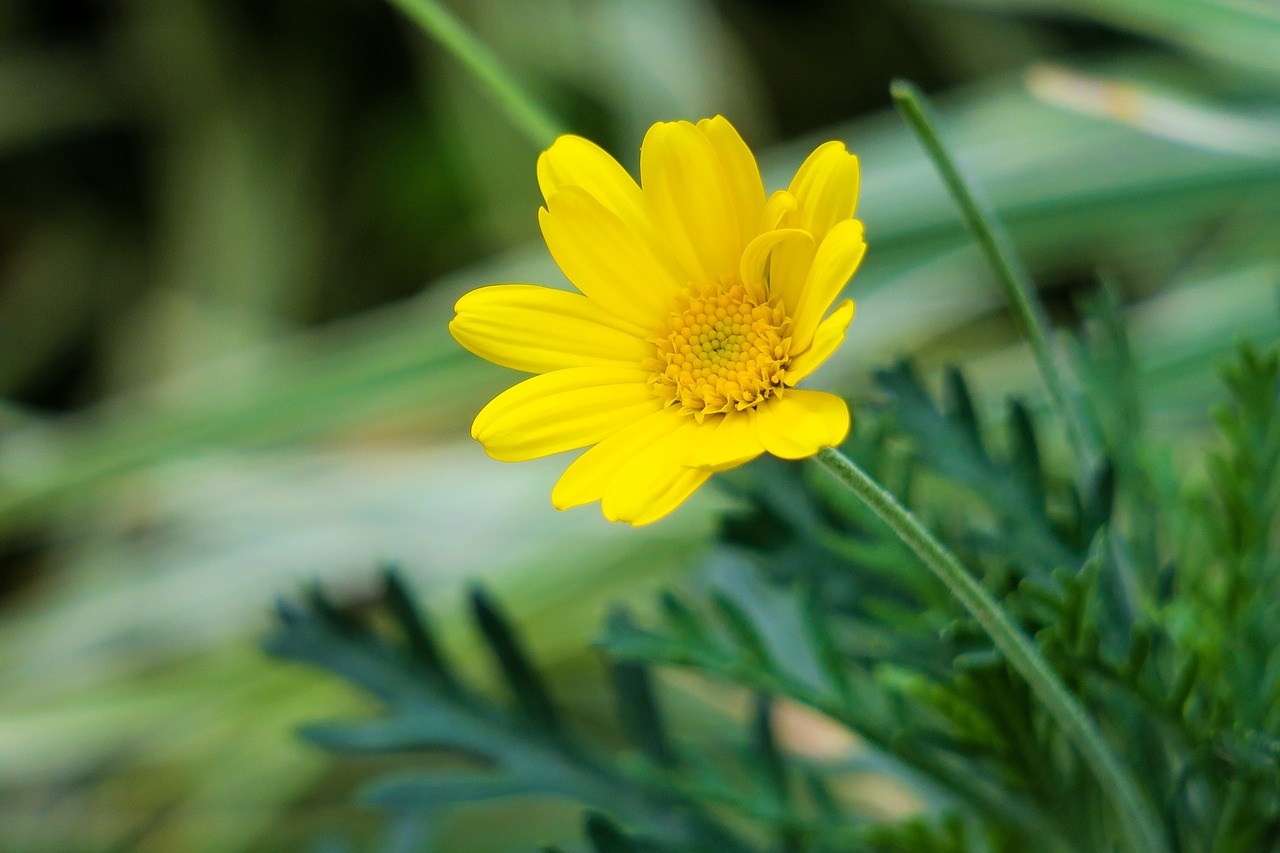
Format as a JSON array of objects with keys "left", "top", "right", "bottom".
[
  {"left": 362, "top": 773, "right": 549, "bottom": 808},
  {"left": 584, "top": 812, "right": 639, "bottom": 853},
  {"left": 471, "top": 585, "right": 564, "bottom": 738},
  {"left": 607, "top": 610, "right": 676, "bottom": 768},
  {"left": 944, "top": 365, "right": 985, "bottom": 460},
  {"left": 711, "top": 591, "right": 771, "bottom": 668},
  {"left": 751, "top": 694, "right": 788, "bottom": 805},
  {"left": 1006, "top": 398, "right": 1044, "bottom": 512},
  {"left": 383, "top": 564, "right": 457, "bottom": 691}
]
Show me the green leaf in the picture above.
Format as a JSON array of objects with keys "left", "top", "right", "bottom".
[
  {"left": 266, "top": 577, "right": 755, "bottom": 851},
  {"left": 711, "top": 591, "right": 772, "bottom": 670},
  {"left": 300, "top": 710, "right": 491, "bottom": 755},
  {"left": 1006, "top": 398, "right": 1045, "bottom": 513},
  {"left": 800, "top": 581, "right": 853, "bottom": 707},
  {"left": 471, "top": 585, "right": 564, "bottom": 738},
  {"left": 363, "top": 773, "right": 549, "bottom": 808},
  {"left": 383, "top": 564, "right": 458, "bottom": 692},
  {"left": 584, "top": 812, "right": 640, "bottom": 853},
  {"left": 750, "top": 694, "right": 788, "bottom": 806},
  {"left": 875, "top": 360, "right": 1080, "bottom": 574},
  {"left": 944, "top": 366, "right": 986, "bottom": 461},
  {"left": 607, "top": 610, "right": 676, "bottom": 769}
]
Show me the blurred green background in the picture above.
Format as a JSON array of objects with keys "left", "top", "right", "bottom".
[{"left": 1, "top": 0, "right": 1278, "bottom": 850}]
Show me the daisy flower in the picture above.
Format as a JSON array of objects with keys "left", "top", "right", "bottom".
[{"left": 450, "top": 116, "right": 865, "bottom": 525}]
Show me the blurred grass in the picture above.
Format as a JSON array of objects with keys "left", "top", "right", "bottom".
[
  {"left": 923, "top": 0, "right": 1280, "bottom": 82},
  {"left": 0, "top": 0, "right": 1278, "bottom": 850}
]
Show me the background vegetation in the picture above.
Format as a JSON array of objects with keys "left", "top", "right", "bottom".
[{"left": 1, "top": 0, "right": 1278, "bottom": 850}]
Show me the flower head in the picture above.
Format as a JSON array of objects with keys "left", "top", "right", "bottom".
[{"left": 450, "top": 116, "right": 865, "bottom": 525}]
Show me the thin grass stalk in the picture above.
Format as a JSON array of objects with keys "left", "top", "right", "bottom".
[
  {"left": 388, "top": 0, "right": 565, "bottom": 149},
  {"left": 890, "top": 79, "right": 1097, "bottom": 472}
]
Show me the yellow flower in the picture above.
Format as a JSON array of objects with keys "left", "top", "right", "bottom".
[{"left": 450, "top": 116, "right": 865, "bottom": 525}]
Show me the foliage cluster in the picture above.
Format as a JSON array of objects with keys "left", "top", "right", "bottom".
[{"left": 271, "top": 314, "right": 1280, "bottom": 851}]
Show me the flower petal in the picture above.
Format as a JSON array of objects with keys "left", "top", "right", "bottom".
[
  {"left": 739, "top": 228, "right": 813, "bottom": 293},
  {"left": 752, "top": 390, "right": 850, "bottom": 459},
  {"left": 786, "top": 299, "right": 855, "bottom": 385},
  {"left": 789, "top": 219, "right": 866, "bottom": 353},
  {"left": 451, "top": 285, "right": 653, "bottom": 374},
  {"left": 682, "top": 411, "right": 764, "bottom": 471},
  {"left": 540, "top": 186, "right": 683, "bottom": 323},
  {"left": 766, "top": 204, "right": 816, "bottom": 312},
  {"left": 472, "top": 367, "right": 660, "bottom": 462},
  {"left": 609, "top": 465, "right": 713, "bottom": 526},
  {"left": 602, "top": 420, "right": 713, "bottom": 525},
  {"left": 537, "top": 135, "right": 653, "bottom": 240},
  {"left": 641, "top": 121, "right": 741, "bottom": 284},
  {"left": 787, "top": 140, "right": 860, "bottom": 241},
  {"left": 760, "top": 189, "right": 796, "bottom": 233},
  {"left": 697, "top": 116, "right": 766, "bottom": 252},
  {"left": 552, "top": 407, "right": 686, "bottom": 510}
]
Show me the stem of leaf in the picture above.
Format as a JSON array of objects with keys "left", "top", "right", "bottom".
[
  {"left": 889, "top": 79, "right": 1097, "bottom": 473},
  {"left": 387, "top": 0, "right": 565, "bottom": 149},
  {"left": 812, "top": 446, "right": 1167, "bottom": 853}
]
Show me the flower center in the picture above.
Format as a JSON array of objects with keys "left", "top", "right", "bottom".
[{"left": 649, "top": 281, "right": 791, "bottom": 417}]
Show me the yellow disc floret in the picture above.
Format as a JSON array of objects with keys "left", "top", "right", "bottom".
[{"left": 649, "top": 280, "right": 792, "bottom": 418}]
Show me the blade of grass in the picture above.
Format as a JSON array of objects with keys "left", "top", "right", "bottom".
[
  {"left": 890, "top": 79, "right": 1098, "bottom": 473},
  {"left": 387, "top": 0, "right": 565, "bottom": 149},
  {"left": 812, "top": 446, "right": 1168, "bottom": 853},
  {"left": 920, "top": 0, "right": 1280, "bottom": 84}
]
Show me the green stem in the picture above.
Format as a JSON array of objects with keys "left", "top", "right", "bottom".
[
  {"left": 812, "top": 446, "right": 1167, "bottom": 853},
  {"left": 890, "top": 79, "right": 1096, "bottom": 471},
  {"left": 388, "top": 0, "right": 565, "bottom": 149}
]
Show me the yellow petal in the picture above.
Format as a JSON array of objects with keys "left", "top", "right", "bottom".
[
  {"left": 537, "top": 135, "right": 654, "bottom": 241},
  {"left": 696, "top": 116, "right": 766, "bottom": 252},
  {"left": 540, "top": 186, "right": 682, "bottom": 323},
  {"left": 752, "top": 390, "right": 850, "bottom": 459},
  {"left": 787, "top": 140, "right": 860, "bottom": 241},
  {"left": 552, "top": 407, "right": 686, "bottom": 510},
  {"left": 630, "top": 470, "right": 713, "bottom": 525},
  {"left": 451, "top": 285, "right": 653, "bottom": 374},
  {"left": 739, "top": 228, "right": 813, "bottom": 293},
  {"left": 472, "top": 367, "right": 660, "bottom": 462},
  {"left": 682, "top": 411, "right": 764, "bottom": 471},
  {"left": 789, "top": 219, "right": 866, "bottom": 353},
  {"left": 759, "top": 189, "right": 796, "bottom": 233},
  {"left": 786, "top": 299, "right": 856, "bottom": 385},
  {"left": 764, "top": 195, "right": 815, "bottom": 310},
  {"left": 611, "top": 466, "right": 713, "bottom": 526},
  {"left": 602, "top": 420, "right": 714, "bottom": 525},
  {"left": 641, "top": 121, "right": 741, "bottom": 284}
]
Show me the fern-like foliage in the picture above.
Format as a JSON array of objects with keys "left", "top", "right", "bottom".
[
  {"left": 268, "top": 336, "right": 1280, "bottom": 853},
  {"left": 267, "top": 571, "right": 818, "bottom": 853},
  {"left": 606, "top": 337, "right": 1280, "bottom": 853}
]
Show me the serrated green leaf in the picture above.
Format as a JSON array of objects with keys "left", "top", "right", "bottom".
[{"left": 875, "top": 361, "right": 1079, "bottom": 574}]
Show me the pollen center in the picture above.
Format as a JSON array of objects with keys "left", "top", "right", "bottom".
[{"left": 649, "top": 281, "right": 791, "bottom": 417}]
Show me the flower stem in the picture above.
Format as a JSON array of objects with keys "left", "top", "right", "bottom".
[
  {"left": 812, "top": 446, "right": 1167, "bottom": 853},
  {"left": 388, "top": 0, "right": 565, "bottom": 149},
  {"left": 889, "top": 79, "right": 1096, "bottom": 471}
]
